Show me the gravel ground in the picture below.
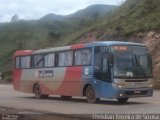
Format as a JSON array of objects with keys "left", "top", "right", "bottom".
[
  {"left": 0, "top": 106, "right": 90, "bottom": 120},
  {"left": 0, "top": 83, "right": 91, "bottom": 120}
]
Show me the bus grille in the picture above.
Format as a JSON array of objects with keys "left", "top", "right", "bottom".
[
  {"left": 125, "top": 80, "right": 147, "bottom": 82},
  {"left": 125, "top": 90, "right": 148, "bottom": 96}
]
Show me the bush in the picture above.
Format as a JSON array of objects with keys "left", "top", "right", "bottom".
[
  {"left": 3, "top": 76, "right": 12, "bottom": 82},
  {"left": 1, "top": 70, "right": 12, "bottom": 82}
]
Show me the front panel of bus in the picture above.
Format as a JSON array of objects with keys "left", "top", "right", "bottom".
[
  {"left": 93, "top": 45, "right": 153, "bottom": 99},
  {"left": 112, "top": 45, "right": 153, "bottom": 97}
]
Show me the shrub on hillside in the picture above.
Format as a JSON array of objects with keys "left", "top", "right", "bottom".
[{"left": 1, "top": 70, "right": 12, "bottom": 82}]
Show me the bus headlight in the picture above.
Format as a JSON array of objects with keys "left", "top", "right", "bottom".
[
  {"left": 149, "top": 84, "right": 153, "bottom": 88},
  {"left": 118, "top": 85, "right": 124, "bottom": 88},
  {"left": 112, "top": 83, "right": 125, "bottom": 88}
]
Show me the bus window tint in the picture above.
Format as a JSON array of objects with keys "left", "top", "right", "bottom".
[
  {"left": 21, "top": 56, "right": 31, "bottom": 68},
  {"left": 58, "top": 52, "right": 66, "bottom": 66},
  {"left": 15, "top": 57, "right": 20, "bottom": 69},
  {"left": 75, "top": 51, "right": 81, "bottom": 65},
  {"left": 94, "top": 46, "right": 109, "bottom": 69},
  {"left": 137, "top": 55, "right": 148, "bottom": 67},
  {"left": 75, "top": 49, "right": 91, "bottom": 66},
  {"left": 102, "top": 58, "right": 108, "bottom": 73},
  {"left": 58, "top": 51, "right": 73, "bottom": 67},
  {"left": 33, "top": 54, "right": 44, "bottom": 68},
  {"left": 44, "top": 53, "right": 55, "bottom": 67},
  {"left": 94, "top": 46, "right": 110, "bottom": 81},
  {"left": 132, "top": 46, "right": 147, "bottom": 54},
  {"left": 65, "top": 51, "right": 73, "bottom": 66},
  {"left": 81, "top": 49, "right": 91, "bottom": 65}
]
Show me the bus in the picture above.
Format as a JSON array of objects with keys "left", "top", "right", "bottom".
[{"left": 13, "top": 41, "right": 153, "bottom": 103}]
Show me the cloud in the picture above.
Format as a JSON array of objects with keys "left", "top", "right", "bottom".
[{"left": 0, "top": 0, "right": 124, "bottom": 22}]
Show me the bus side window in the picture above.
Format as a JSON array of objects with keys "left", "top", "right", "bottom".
[
  {"left": 33, "top": 54, "right": 44, "bottom": 68},
  {"left": 44, "top": 53, "right": 55, "bottom": 67},
  {"left": 58, "top": 52, "right": 65, "bottom": 66},
  {"left": 15, "top": 57, "right": 20, "bottom": 69},
  {"left": 65, "top": 51, "right": 73, "bottom": 66},
  {"left": 21, "top": 56, "right": 31, "bottom": 69},
  {"left": 58, "top": 51, "right": 73, "bottom": 67},
  {"left": 75, "top": 49, "right": 91, "bottom": 66}
]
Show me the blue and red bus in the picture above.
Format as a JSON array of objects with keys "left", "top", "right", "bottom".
[{"left": 13, "top": 41, "right": 153, "bottom": 103}]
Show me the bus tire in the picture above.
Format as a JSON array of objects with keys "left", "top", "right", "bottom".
[
  {"left": 86, "top": 85, "right": 100, "bottom": 103},
  {"left": 42, "top": 94, "right": 49, "bottom": 99},
  {"left": 117, "top": 98, "right": 129, "bottom": 103},
  {"left": 33, "top": 84, "right": 48, "bottom": 99}
]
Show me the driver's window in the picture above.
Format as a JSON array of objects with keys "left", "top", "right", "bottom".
[
  {"left": 102, "top": 58, "right": 108, "bottom": 73},
  {"left": 94, "top": 46, "right": 110, "bottom": 81}
]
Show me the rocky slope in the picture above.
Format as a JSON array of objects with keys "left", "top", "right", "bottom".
[{"left": 142, "top": 31, "right": 160, "bottom": 83}]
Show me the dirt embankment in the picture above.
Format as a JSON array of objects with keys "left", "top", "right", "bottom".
[{"left": 137, "top": 31, "right": 160, "bottom": 85}]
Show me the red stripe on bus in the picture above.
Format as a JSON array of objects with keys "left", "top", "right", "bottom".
[
  {"left": 71, "top": 44, "right": 84, "bottom": 49},
  {"left": 40, "top": 67, "right": 82, "bottom": 96},
  {"left": 13, "top": 70, "right": 22, "bottom": 90},
  {"left": 14, "top": 50, "right": 33, "bottom": 56}
]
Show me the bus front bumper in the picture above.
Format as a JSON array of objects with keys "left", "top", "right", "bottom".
[
  {"left": 99, "top": 86, "right": 153, "bottom": 99},
  {"left": 114, "top": 87, "right": 153, "bottom": 99}
]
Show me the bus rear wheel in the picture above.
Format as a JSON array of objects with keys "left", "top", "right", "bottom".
[
  {"left": 33, "top": 84, "right": 48, "bottom": 99},
  {"left": 117, "top": 98, "right": 129, "bottom": 103},
  {"left": 86, "top": 86, "right": 100, "bottom": 103}
]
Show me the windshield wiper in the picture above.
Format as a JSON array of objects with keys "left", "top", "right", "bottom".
[{"left": 134, "top": 55, "right": 146, "bottom": 78}]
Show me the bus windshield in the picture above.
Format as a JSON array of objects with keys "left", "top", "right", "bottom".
[{"left": 111, "top": 45, "right": 152, "bottom": 78}]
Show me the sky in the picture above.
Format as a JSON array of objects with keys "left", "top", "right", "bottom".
[{"left": 0, "top": 0, "right": 124, "bottom": 23}]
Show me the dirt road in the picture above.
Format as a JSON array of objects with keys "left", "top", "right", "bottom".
[{"left": 0, "top": 84, "right": 160, "bottom": 116}]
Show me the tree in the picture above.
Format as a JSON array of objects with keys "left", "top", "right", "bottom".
[
  {"left": 79, "top": 18, "right": 93, "bottom": 27},
  {"left": 48, "top": 31, "right": 61, "bottom": 41},
  {"left": 115, "top": 26, "right": 123, "bottom": 40},
  {"left": 11, "top": 14, "right": 19, "bottom": 22},
  {"left": 143, "top": 0, "right": 157, "bottom": 13},
  {"left": 91, "top": 12, "right": 100, "bottom": 22}
]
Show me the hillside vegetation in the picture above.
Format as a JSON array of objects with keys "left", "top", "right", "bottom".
[
  {"left": 0, "top": 4, "right": 116, "bottom": 73},
  {"left": 0, "top": 0, "right": 160, "bottom": 85},
  {"left": 89, "top": 0, "right": 160, "bottom": 37}
]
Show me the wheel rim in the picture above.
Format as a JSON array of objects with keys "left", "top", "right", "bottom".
[
  {"left": 86, "top": 87, "right": 95, "bottom": 101},
  {"left": 34, "top": 85, "right": 41, "bottom": 98}
]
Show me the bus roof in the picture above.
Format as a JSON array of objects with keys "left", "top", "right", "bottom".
[
  {"left": 33, "top": 41, "right": 144, "bottom": 54},
  {"left": 14, "top": 41, "right": 145, "bottom": 55},
  {"left": 91, "top": 41, "right": 145, "bottom": 46},
  {"left": 14, "top": 50, "right": 33, "bottom": 56}
]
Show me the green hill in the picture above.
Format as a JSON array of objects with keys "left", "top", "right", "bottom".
[
  {"left": 0, "top": 4, "right": 116, "bottom": 73},
  {"left": 95, "top": 0, "right": 160, "bottom": 37},
  {"left": 1, "top": 0, "right": 160, "bottom": 84}
]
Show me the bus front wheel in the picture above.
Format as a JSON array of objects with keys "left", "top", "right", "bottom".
[
  {"left": 86, "top": 86, "right": 100, "bottom": 103},
  {"left": 33, "top": 84, "right": 48, "bottom": 99},
  {"left": 117, "top": 98, "right": 129, "bottom": 103}
]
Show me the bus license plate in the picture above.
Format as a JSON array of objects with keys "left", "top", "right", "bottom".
[{"left": 134, "top": 91, "right": 141, "bottom": 94}]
